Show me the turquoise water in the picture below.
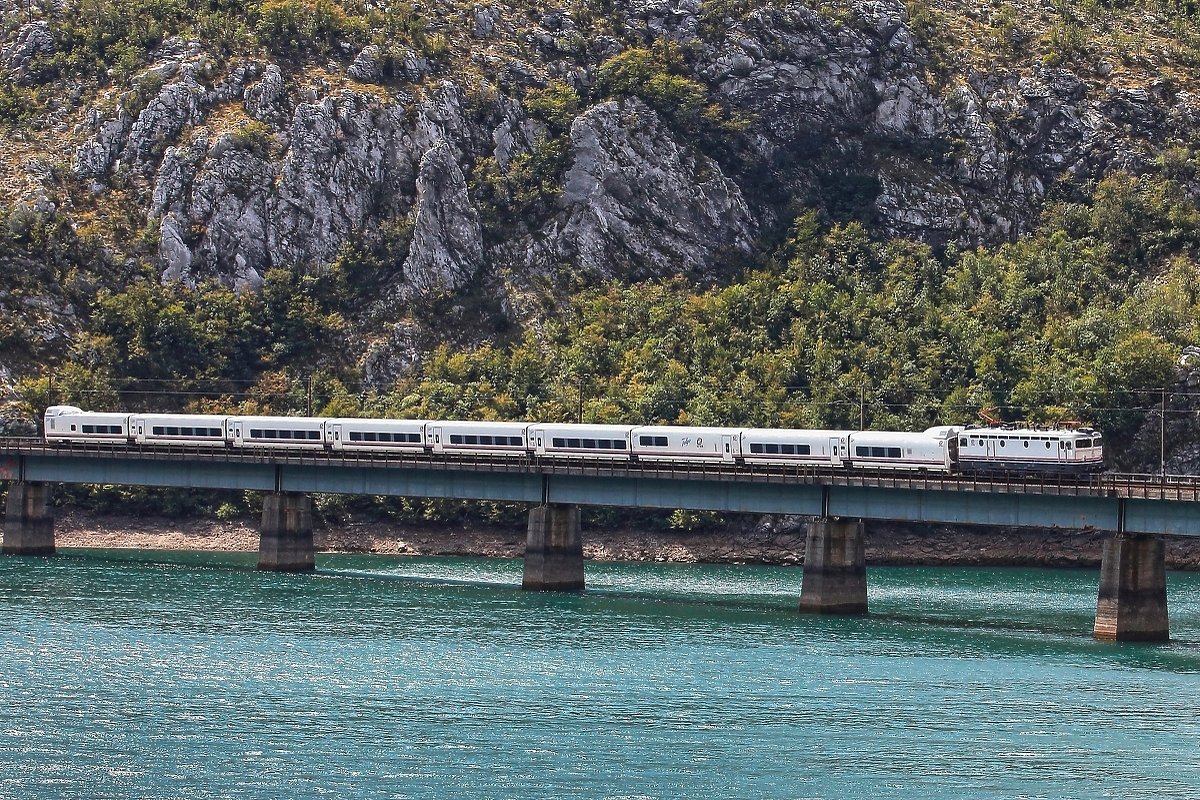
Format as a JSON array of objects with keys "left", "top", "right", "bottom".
[{"left": 0, "top": 551, "right": 1198, "bottom": 799}]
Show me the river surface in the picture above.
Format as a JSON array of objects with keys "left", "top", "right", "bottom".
[{"left": 0, "top": 550, "right": 1198, "bottom": 800}]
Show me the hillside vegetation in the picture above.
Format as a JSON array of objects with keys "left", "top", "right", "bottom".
[{"left": 4, "top": 0, "right": 1200, "bottom": 519}]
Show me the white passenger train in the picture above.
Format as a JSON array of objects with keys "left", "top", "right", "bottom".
[{"left": 42, "top": 406, "right": 1106, "bottom": 474}]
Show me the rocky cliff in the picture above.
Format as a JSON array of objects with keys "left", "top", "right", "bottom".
[{"left": 6, "top": 0, "right": 1196, "bottom": 297}]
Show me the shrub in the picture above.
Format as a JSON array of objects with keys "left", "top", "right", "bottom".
[{"left": 254, "top": 0, "right": 366, "bottom": 56}]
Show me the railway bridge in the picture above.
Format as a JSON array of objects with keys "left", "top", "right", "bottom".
[{"left": 2, "top": 440, "right": 1197, "bottom": 642}]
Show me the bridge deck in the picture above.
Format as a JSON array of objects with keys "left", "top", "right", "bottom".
[{"left": 1, "top": 439, "right": 1197, "bottom": 535}]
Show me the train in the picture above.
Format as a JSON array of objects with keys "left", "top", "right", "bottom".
[{"left": 42, "top": 406, "right": 1106, "bottom": 474}]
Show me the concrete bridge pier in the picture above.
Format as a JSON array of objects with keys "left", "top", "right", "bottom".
[
  {"left": 523, "top": 504, "right": 584, "bottom": 591},
  {"left": 799, "top": 517, "right": 868, "bottom": 614},
  {"left": 1094, "top": 533, "right": 1169, "bottom": 642},
  {"left": 3, "top": 482, "right": 56, "bottom": 556},
  {"left": 258, "top": 492, "right": 315, "bottom": 572}
]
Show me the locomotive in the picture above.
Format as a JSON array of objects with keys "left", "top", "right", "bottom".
[{"left": 42, "top": 405, "right": 1106, "bottom": 474}]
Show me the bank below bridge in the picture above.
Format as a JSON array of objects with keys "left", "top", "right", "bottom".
[{"left": 2, "top": 439, "right": 1197, "bottom": 642}]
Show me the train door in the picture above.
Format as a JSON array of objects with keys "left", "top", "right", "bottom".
[
  {"left": 829, "top": 437, "right": 842, "bottom": 467},
  {"left": 532, "top": 428, "right": 545, "bottom": 455},
  {"left": 432, "top": 426, "right": 443, "bottom": 453},
  {"left": 233, "top": 421, "right": 243, "bottom": 446},
  {"left": 330, "top": 423, "right": 342, "bottom": 451},
  {"left": 985, "top": 436, "right": 997, "bottom": 461},
  {"left": 135, "top": 419, "right": 145, "bottom": 444},
  {"left": 721, "top": 434, "right": 733, "bottom": 462}
]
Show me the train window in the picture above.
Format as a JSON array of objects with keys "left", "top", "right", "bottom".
[
  {"left": 553, "top": 438, "right": 565, "bottom": 447},
  {"left": 350, "top": 432, "right": 362, "bottom": 441},
  {"left": 280, "top": 430, "right": 294, "bottom": 439},
  {"left": 750, "top": 443, "right": 764, "bottom": 454},
  {"left": 640, "top": 436, "right": 669, "bottom": 447},
  {"left": 450, "top": 435, "right": 463, "bottom": 444},
  {"left": 166, "top": 427, "right": 179, "bottom": 436},
  {"left": 478, "top": 436, "right": 493, "bottom": 445},
  {"left": 1023, "top": 441, "right": 1029, "bottom": 448},
  {"left": 468, "top": 435, "right": 481, "bottom": 445},
  {"left": 153, "top": 427, "right": 164, "bottom": 435},
  {"left": 250, "top": 429, "right": 262, "bottom": 438},
  {"left": 1094, "top": 437, "right": 1103, "bottom": 447},
  {"left": 960, "top": 438, "right": 967, "bottom": 446},
  {"left": 798, "top": 444, "right": 811, "bottom": 455},
  {"left": 763, "top": 443, "right": 778, "bottom": 454},
  {"left": 567, "top": 438, "right": 581, "bottom": 448},
  {"left": 82, "top": 425, "right": 94, "bottom": 433},
  {"left": 581, "top": 439, "right": 595, "bottom": 448},
  {"left": 999, "top": 440, "right": 1005, "bottom": 447},
  {"left": 1065, "top": 442, "right": 1072, "bottom": 450},
  {"left": 1045, "top": 441, "right": 1051, "bottom": 449},
  {"left": 1077, "top": 439, "right": 1091, "bottom": 448},
  {"left": 855, "top": 446, "right": 868, "bottom": 457},
  {"left": 512, "top": 436, "right": 524, "bottom": 446},
  {"left": 180, "top": 427, "right": 193, "bottom": 436},
  {"left": 598, "top": 440, "right": 611, "bottom": 449},
  {"left": 364, "top": 432, "right": 378, "bottom": 442},
  {"left": 780, "top": 444, "right": 795, "bottom": 455},
  {"left": 614, "top": 440, "right": 627, "bottom": 450},
  {"left": 887, "top": 447, "right": 901, "bottom": 458}
]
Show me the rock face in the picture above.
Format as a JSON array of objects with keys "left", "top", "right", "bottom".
[
  {"left": 3, "top": 0, "right": 1197, "bottom": 376},
  {"left": 499, "top": 98, "right": 756, "bottom": 280},
  {"left": 403, "top": 141, "right": 485, "bottom": 293}
]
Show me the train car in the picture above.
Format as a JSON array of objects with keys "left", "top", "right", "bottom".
[
  {"left": 326, "top": 418, "right": 426, "bottom": 452},
  {"left": 529, "top": 423, "right": 634, "bottom": 459},
  {"left": 43, "top": 405, "right": 131, "bottom": 444},
  {"left": 229, "top": 416, "right": 327, "bottom": 450},
  {"left": 955, "top": 426, "right": 1105, "bottom": 473},
  {"left": 847, "top": 427, "right": 960, "bottom": 472},
  {"left": 738, "top": 428, "right": 854, "bottom": 467},
  {"left": 630, "top": 425, "right": 742, "bottom": 462},
  {"left": 426, "top": 420, "right": 529, "bottom": 456},
  {"left": 133, "top": 414, "right": 229, "bottom": 446}
]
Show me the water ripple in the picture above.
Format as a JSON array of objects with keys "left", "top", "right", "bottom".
[{"left": 0, "top": 551, "right": 1197, "bottom": 799}]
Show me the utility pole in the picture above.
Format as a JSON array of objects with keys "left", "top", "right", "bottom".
[
  {"left": 577, "top": 374, "right": 584, "bottom": 424},
  {"left": 305, "top": 373, "right": 313, "bottom": 417},
  {"left": 859, "top": 383, "right": 865, "bottom": 430},
  {"left": 1161, "top": 386, "right": 1167, "bottom": 476}
]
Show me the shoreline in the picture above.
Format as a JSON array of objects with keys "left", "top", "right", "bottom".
[{"left": 30, "top": 510, "right": 1200, "bottom": 570}]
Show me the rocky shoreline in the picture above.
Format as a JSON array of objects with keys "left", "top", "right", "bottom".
[{"left": 30, "top": 511, "right": 1200, "bottom": 571}]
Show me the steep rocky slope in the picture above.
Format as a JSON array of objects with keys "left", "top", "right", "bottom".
[{"left": 6, "top": 0, "right": 1198, "bottom": 291}]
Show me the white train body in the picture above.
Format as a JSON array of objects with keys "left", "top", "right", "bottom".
[
  {"left": 40, "top": 407, "right": 1106, "bottom": 475},
  {"left": 630, "top": 425, "right": 742, "bottom": 462},
  {"left": 44, "top": 406, "right": 130, "bottom": 444},
  {"left": 133, "top": 414, "right": 229, "bottom": 446},
  {"left": 847, "top": 427, "right": 960, "bottom": 473},
  {"left": 956, "top": 426, "right": 1104, "bottom": 473},
  {"left": 327, "top": 418, "right": 425, "bottom": 452},
  {"left": 740, "top": 428, "right": 853, "bottom": 467},
  {"left": 530, "top": 424, "right": 633, "bottom": 459},
  {"left": 230, "top": 416, "right": 327, "bottom": 450},
  {"left": 426, "top": 420, "right": 529, "bottom": 456}
]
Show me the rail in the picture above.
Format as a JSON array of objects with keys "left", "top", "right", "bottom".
[{"left": 1, "top": 438, "right": 1197, "bottom": 502}]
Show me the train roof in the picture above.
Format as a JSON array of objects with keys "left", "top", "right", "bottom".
[{"left": 963, "top": 426, "right": 1101, "bottom": 437}]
